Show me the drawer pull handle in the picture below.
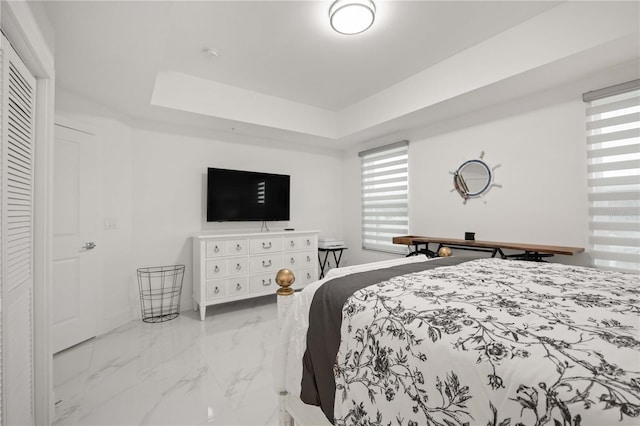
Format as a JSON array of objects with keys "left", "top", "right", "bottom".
[
  {"left": 214, "top": 245, "right": 220, "bottom": 253},
  {"left": 307, "top": 273, "right": 311, "bottom": 279},
  {"left": 214, "top": 286, "right": 220, "bottom": 294},
  {"left": 306, "top": 239, "right": 311, "bottom": 246},
  {"left": 262, "top": 242, "right": 272, "bottom": 249},
  {"left": 236, "top": 263, "right": 242, "bottom": 270},
  {"left": 290, "top": 257, "right": 295, "bottom": 264},
  {"left": 214, "top": 265, "right": 220, "bottom": 272},
  {"left": 306, "top": 256, "right": 311, "bottom": 262},
  {"left": 262, "top": 260, "right": 272, "bottom": 267},
  {"left": 262, "top": 279, "right": 272, "bottom": 286},
  {"left": 290, "top": 241, "right": 295, "bottom": 247},
  {"left": 236, "top": 283, "right": 242, "bottom": 291},
  {"left": 236, "top": 244, "right": 242, "bottom": 251}
]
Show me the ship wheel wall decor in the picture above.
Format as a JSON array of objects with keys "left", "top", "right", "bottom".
[{"left": 451, "top": 151, "right": 501, "bottom": 204}]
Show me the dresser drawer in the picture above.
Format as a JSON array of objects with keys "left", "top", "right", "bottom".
[
  {"left": 300, "top": 235, "right": 317, "bottom": 250},
  {"left": 249, "top": 237, "right": 283, "bottom": 254},
  {"left": 205, "top": 240, "right": 227, "bottom": 257},
  {"left": 283, "top": 236, "right": 301, "bottom": 252},
  {"left": 250, "top": 273, "right": 277, "bottom": 293},
  {"left": 250, "top": 254, "right": 282, "bottom": 273},
  {"left": 298, "top": 250, "right": 315, "bottom": 268},
  {"left": 227, "top": 239, "right": 248, "bottom": 256},
  {"left": 284, "top": 252, "right": 298, "bottom": 268},
  {"left": 284, "top": 251, "right": 315, "bottom": 268},
  {"left": 295, "top": 268, "right": 316, "bottom": 287},
  {"left": 206, "top": 259, "right": 228, "bottom": 279},
  {"left": 227, "top": 276, "right": 249, "bottom": 297},
  {"left": 206, "top": 279, "right": 227, "bottom": 300},
  {"left": 227, "top": 257, "right": 249, "bottom": 276}
]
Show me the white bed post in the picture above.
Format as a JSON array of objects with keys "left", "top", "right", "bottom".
[{"left": 275, "top": 269, "right": 296, "bottom": 426}]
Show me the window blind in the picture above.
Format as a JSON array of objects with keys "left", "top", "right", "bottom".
[
  {"left": 360, "top": 141, "right": 409, "bottom": 254},
  {"left": 585, "top": 82, "right": 640, "bottom": 274}
]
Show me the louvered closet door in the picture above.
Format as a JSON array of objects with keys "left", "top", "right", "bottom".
[{"left": 1, "top": 34, "right": 36, "bottom": 426}]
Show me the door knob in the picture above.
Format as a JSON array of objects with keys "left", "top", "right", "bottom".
[{"left": 83, "top": 241, "right": 96, "bottom": 250}]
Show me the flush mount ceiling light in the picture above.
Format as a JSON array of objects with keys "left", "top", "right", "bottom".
[{"left": 329, "top": 0, "right": 376, "bottom": 35}]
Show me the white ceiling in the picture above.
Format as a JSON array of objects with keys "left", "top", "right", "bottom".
[{"left": 43, "top": 1, "right": 639, "bottom": 151}]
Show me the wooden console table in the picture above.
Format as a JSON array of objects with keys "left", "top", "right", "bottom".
[{"left": 392, "top": 235, "right": 584, "bottom": 261}]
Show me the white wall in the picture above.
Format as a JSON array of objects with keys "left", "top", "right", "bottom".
[
  {"left": 341, "top": 70, "right": 637, "bottom": 267},
  {"left": 56, "top": 90, "right": 343, "bottom": 334},
  {"left": 408, "top": 98, "right": 588, "bottom": 251},
  {"left": 96, "top": 118, "right": 135, "bottom": 333},
  {"left": 130, "top": 127, "right": 344, "bottom": 315}
]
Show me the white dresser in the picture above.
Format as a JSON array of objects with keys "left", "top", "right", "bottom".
[{"left": 192, "top": 230, "right": 319, "bottom": 320}]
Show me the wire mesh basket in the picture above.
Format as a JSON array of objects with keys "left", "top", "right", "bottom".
[{"left": 137, "top": 265, "right": 185, "bottom": 323}]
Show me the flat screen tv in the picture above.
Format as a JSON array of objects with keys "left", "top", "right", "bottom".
[{"left": 207, "top": 168, "right": 290, "bottom": 222}]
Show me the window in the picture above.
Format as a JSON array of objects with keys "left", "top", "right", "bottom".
[
  {"left": 359, "top": 141, "right": 409, "bottom": 254},
  {"left": 584, "top": 80, "right": 640, "bottom": 273}
]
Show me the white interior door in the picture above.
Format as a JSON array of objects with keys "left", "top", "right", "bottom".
[{"left": 52, "top": 123, "right": 100, "bottom": 354}]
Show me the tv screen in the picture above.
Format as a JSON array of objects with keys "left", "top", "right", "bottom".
[{"left": 207, "top": 168, "right": 290, "bottom": 222}]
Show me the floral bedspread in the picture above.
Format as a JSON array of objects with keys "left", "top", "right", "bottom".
[{"left": 332, "top": 258, "right": 639, "bottom": 426}]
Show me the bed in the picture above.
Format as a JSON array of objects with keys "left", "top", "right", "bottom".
[{"left": 273, "top": 256, "right": 639, "bottom": 426}]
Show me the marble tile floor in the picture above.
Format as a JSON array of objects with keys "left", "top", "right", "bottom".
[{"left": 53, "top": 296, "right": 281, "bottom": 425}]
